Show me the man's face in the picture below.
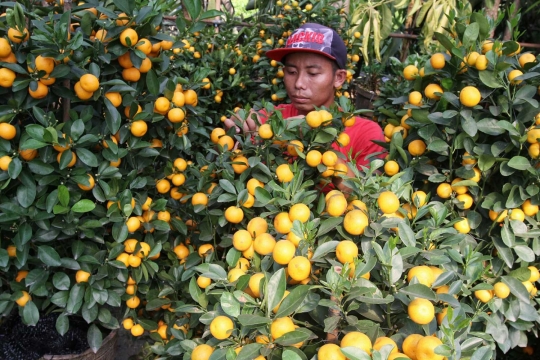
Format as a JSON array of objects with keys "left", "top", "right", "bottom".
[{"left": 283, "top": 52, "right": 346, "bottom": 115}]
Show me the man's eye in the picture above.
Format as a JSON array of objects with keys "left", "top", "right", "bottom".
[{"left": 309, "top": 73, "right": 320, "bottom": 76}]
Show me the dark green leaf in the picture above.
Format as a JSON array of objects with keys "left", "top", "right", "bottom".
[
  {"left": 23, "top": 301, "right": 39, "bottom": 326},
  {"left": 87, "top": 324, "right": 103, "bottom": 353},
  {"left": 76, "top": 148, "right": 98, "bottom": 167},
  {"left": 38, "top": 245, "right": 62, "bottom": 267},
  {"left": 276, "top": 285, "right": 311, "bottom": 318}
]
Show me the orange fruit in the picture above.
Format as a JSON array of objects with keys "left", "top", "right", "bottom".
[
  {"left": 494, "top": 282, "right": 510, "bottom": 299},
  {"left": 130, "top": 120, "right": 147, "bottom": 137},
  {"left": 126, "top": 295, "right": 140, "bottom": 308},
  {"left": 424, "top": 83, "right": 443, "bottom": 100},
  {"left": 209, "top": 316, "right": 234, "bottom": 340},
  {"left": 270, "top": 317, "right": 295, "bottom": 340},
  {"left": 317, "top": 344, "right": 345, "bottom": 360},
  {"left": 248, "top": 273, "right": 265, "bottom": 298},
  {"left": 326, "top": 194, "right": 347, "bottom": 217},
  {"left": 122, "top": 67, "right": 141, "bottom": 82},
  {"left": 335, "top": 240, "right": 358, "bottom": 264},
  {"left": 191, "top": 344, "right": 213, "bottom": 360},
  {"left": 273, "top": 240, "right": 296, "bottom": 265},
  {"left": 306, "top": 150, "right": 322, "bottom": 167},
  {"left": 8, "top": 28, "right": 29, "bottom": 43},
  {"left": 460, "top": 86, "right": 481, "bottom": 107},
  {"left": 258, "top": 123, "right": 273, "bottom": 139},
  {"left": 254, "top": 233, "right": 276, "bottom": 255},
  {"left": 105, "top": 92, "right": 122, "bottom": 107},
  {"left": 276, "top": 163, "right": 294, "bottom": 182},
  {"left": 475, "top": 54, "right": 488, "bottom": 70},
  {"left": 403, "top": 333, "right": 423, "bottom": 360},
  {"left": 322, "top": 151, "right": 338, "bottom": 166},
  {"left": 403, "top": 65, "right": 419, "bottom": 80},
  {"left": 0, "top": 122, "right": 16, "bottom": 140},
  {"left": 16, "top": 291, "right": 31, "bottom": 307},
  {"left": 80, "top": 73, "right": 99, "bottom": 92},
  {"left": 306, "top": 111, "right": 322, "bottom": 128},
  {"left": 28, "top": 81, "right": 49, "bottom": 99},
  {"left": 519, "top": 53, "right": 536, "bottom": 67},
  {"left": 0, "top": 68, "right": 16, "bottom": 88},
  {"left": 409, "top": 91, "right": 422, "bottom": 106},
  {"left": 430, "top": 53, "right": 446, "bottom": 69},
  {"left": 288, "top": 203, "right": 310, "bottom": 223},
  {"left": 407, "top": 266, "right": 434, "bottom": 287},
  {"left": 378, "top": 191, "right": 400, "bottom": 214},
  {"left": 217, "top": 135, "right": 234, "bottom": 151},
  {"left": 78, "top": 174, "right": 95, "bottom": 191},
  {"left": 340, "top": 331, "right": 372, "bottom": 355},
  {"left": 287, "top": 140, "right": 304, "bottom": 156},
  {"left": 343, "top": 209, "right": 369, "bottom": 235},
  {"left": 287, "top": 256, "right": 311, "bottom": 281},
  {"left": 408, "top": 298, "right": 435, "bottom": 325},
  {"left": 373, "top": 337, "right": 398, "bottom": 354},
  {"left": 75, "top": 270, "right": 91, "bottom": 283},
  {"left": 224, "top": 206, "right": 244, "bottom": 223},
  {"left": 408, "top": 139, "right": 426, "bottom": 156},
  {"left": 416, "top": 336, "right": 444, "bottom": 360},
  {"left": 231, "top": 155, "right": 249, "bottom": 174},
  {"left": 120, "top": 28, "right": 138, "bottom": 47},
  {"left": 384, "top": 160, "right": 399, "bottom": 175}
]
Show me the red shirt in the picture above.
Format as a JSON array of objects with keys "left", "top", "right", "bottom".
[{"left": 260, "top": 104, "right": 386, "bottom": 169}]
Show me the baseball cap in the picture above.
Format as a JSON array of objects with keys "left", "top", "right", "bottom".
[{"left": 266, "top": 23, "right": 347, "bottom": 69}]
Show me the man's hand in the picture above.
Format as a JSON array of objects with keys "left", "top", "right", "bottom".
[{"left": 223, "top": 109, "right": 260, "bottom": 134}]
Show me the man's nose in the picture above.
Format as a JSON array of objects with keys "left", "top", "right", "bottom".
[{"left": 295, "top": 73, "right": 307, "bottom": 89}]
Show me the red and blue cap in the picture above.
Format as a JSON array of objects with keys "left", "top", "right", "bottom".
[{"left": 266, "top": 23, "right": 347, "bottom": 69}]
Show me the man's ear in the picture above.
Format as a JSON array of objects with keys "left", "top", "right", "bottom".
[{"left": 333, "top": 69, "right": 347, "bottom": 88}]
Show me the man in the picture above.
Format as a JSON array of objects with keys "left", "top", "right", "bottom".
[{"left": 225, "top": 23, "right": 385, "bottom": 171}]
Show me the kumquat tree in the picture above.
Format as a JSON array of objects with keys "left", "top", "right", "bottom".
[{"left": 0, "top": 0, "right": 540, "bottom": 360}]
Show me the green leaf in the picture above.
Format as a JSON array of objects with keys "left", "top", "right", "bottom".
[
  {"left": 219, "top": 179, "right": 237, "bottom": 194},
  {"left": 340, "top": 347, "right": 371, "bottom": 360},
  {"left": 58, "top": 185, "right": 69, "bottom": 207},
  {"left": 267, "top": 268, "right": 286, "bottom": 316},
  {"left": 274, "top": 329, "right": 310, "bottom": 346},
  {"left": 220, "top": 292, "right": 241, "bottom": 317},
  {"left": 8, "top": 157, "right": 22, "bottom": 179},
  {"left": 56, "top": 314, "right": 69, "bottom": 336},
  {"left": 17, "top": 184, "right": 36, "bottom": 208},
  {"left": 507, "top": 156, "right": 530, "bottom": 170},
  {"left": 113, "top": 0, "right": 134, "bottom": 14},
  {"left": 399, "top": 284, "right": 437, "bottom": 301},
  {"left": 145, "top": 69, "right": 159, "bottom": 96},
  {"left": 237, "top": 343, "right": 263, "bottom": 360},
  {"left": 398, "top": 222, "right": 416, "bottom": 247},
  {"left": 276, "top": 285, "right": 311, "bottom": 318},
  {"left": 183, "top": 0, "right": 202, "bottom": 20},
  {"left": 317, "top": 218, "right": 343, "bottom": 237},
  {"left": 104, "top": 98, "right": 121, "bottom": 134},
  {"left": 38, "top": 245, "right": 62, "bottom": 267},
  {"left": 237, "top": 314, "right": 271, "bottom": 327},
  {"left": 72, "top": 199, "right": 96, "bottom": 213},
  {"left": 76, "top": 148, "right": 98, "bottom": 167},
  {"left": 23, "top": 301, "right": 39, "bottom": 326},
  {"left": 27, "top": 160, "right": 54, "bottom": 175},
  {"left": 470, "top": 346, "right": 493, "bottom": 360},
  {"left": 434, "top": 32, "right": 454, "bottom": 52},
  {"left": 501, "top": 276, "right": 530, "bottom": 304},
  {"left": 479, "top": 70, "right": 503, "bottom": 88},
  {"left": 199, "top": 10, "right": 224, "bottom": 20},
  {"left": 87, "top": 324, "right": 103, "bottom": 353},
  {"left": 53, "top": 272, "right": 71, "bottom": 290},
  {"left": 66, "top": 284, "right": 85, "bottom": 314},
  {"left": 311, "top": 240, "right": 339, "bottom": 261},
  {"left": 226, "top": 248, "right": 241, "bottom": 268}
]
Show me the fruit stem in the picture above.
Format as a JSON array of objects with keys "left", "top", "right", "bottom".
[{"left": 326, "top": 295, "right": 340, "bottom": 343}]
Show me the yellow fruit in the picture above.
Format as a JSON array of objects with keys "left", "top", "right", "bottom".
[
  {"left": 409, "top": 91, "right": 422, "bottom": 106},
  {"left": 232, "top": 230, "right": 253, "bottom": 252},
  {"left": 289, "top": 203, "right": 310, "bottom": 223},
  {"left": 258, "top": 123, "right": 273, "bottom": 139},
  {"left": 402, "top": 333, "right": 423, "bottom": 360},
  {"left": 529, "top": 143, "right": 540, "bottom": 158},
  {"left": 254, "top": 233, "right": 276, "bottom": 255},
  {"left": 494, "top": 282, "right": 510, "bottom": 299},
  {"left": 173, "top": 244, "right": 189, "bottom": 260},
  {"left": 416, "top": 337, "right": 444, "bottom": 360},
  {"left": 326, "top": 194, "right": 347, "bottom": 217},
  {"left": 408, "top": 298, "right": 435, "bottom": 325},
  {"left": 228, "top": 268, "right": 246, "bottom": 283},
  {"left": 287, "top": 140, "right": 304, "bottom": 156},
  {"left": 198, "top": 244, "right": 214, "bottom": 257},
  {"left": 80, "top": 73, "right": 99, "bottom": 92},
  {"left": 529, "top": 266, "right": 540, "bottom": 282},
  {"left": 120, "top": 28, "right": 138, "bottom": 47},
  {"left": 128, "top": 254, "right": 141, "bottom": 267},
  {"left": 522, "top": 199, "right": 539, "bottom": 216},
  {"left": 209, "top": 316, "right": 234, "bottom": 340},
  {"left": 75, "top": 270, "right": 91, "bottom": 283},
  {"left": 411, "top": 190, "right": 427, "bottom": 207},
  {"left": 192, "top": 192, "right": 208, "bottom": 206},
  {"left": 509, "top": 208, "right": 525, "bottom": 221},
  {"left": 335, "top": 240, "right": 358, "bottom": 264},
  {"left": 126, "top": 295, "right": 140, "bottom": 308},
  {"left": 373, "top": 337, "right": 398, "bottom": 354},
  {"left": 274, "top": 212, "right": 293, "bottom": 234},
  {"left": 191, "top": 344, "right": 214, "bottom": 360},
  {"left": 249, "top": 273, "right": 265, "bottom": 298},
  {"left": 519, "top": 53, "right": 536, "bottom": 67},
  {"left": 489, "top": 209, "right": 508, "bottom": 222},
  {"left": 430, "top": 53, "right": 445, "bottom": 69},
  {"left": 272, "top": 290, "right": 290, "bottom": 313},
  {"left": 384, "top": 160, "right": 399, "bottom": 175},
  {"left": 424, "top": 83, "right": 443, "bottom": 100},
  {"left": 0, "top": 155, "right": 11, "bottom": 171},
  {"left": 273, "top": 240, "right": 296, "bottom": 265},
  {"left": 453, "top": 217, "right": 470, "bottom": 234},
  {"left": 407, "top": 266, "right": 435, "bottom": 287},
  {"left": 270, "top": 317, "right": 295, "bottom": 340},
  {"left": 126, "top": 217, "right": 140, "bottom": 232},
  {"left": 317, "top": 344, "right": 345, "bottom": 360},
  {"left": 408, "top": 139, "right": 426, "bottom": 156},
  {"left": 322, "top": 151, "right": 338, "bottom": 166},
  {"left": 8, "top": 28, "right": 29, "bottom": 44},
  {"left": 343, "top": 209, "right": 369, "bottom": 236},
  {"left": 340, "top": 331, "right": 372, "bottom": 355},
  {"left": 122, "top": 318, "right": 134, "bottom": 330},
  {"left": 378, "top": 191, "right": 400, "bottom": 214},
  {"left": 306, "top": 150, "right": 322, "bottom": 167},
  {"left": 130, "top": 324, "right": 144, "bottom": 337},
  {"left": 231, "top": 155, "right": 249, "bottom": 174},
  {"left": 508, "top": 69, "right": 523, "bottom": 85},
  {"left": 246, "top": 217, "right": 267, "bottom": 237},
  {"left": 288, "top": 256, "right": 311, "bottom": 281},
  {"left": 276, "top": 165, "right": 293, "bottom": 183},
  {"left": 403, "top": 65, "right": 419, "bottom": 80},
  {"left": 224, "top": 206, "right": 244, "bottom": 223},
  {"left": 0, "top": 68, "right": 16, "bottom": 88},
  {"left": 474, "top": 289, "right": 493, "bottom": 303},
  {"left": 15, "top": 291, "right": 31, "bottom": 307},
  {"left": 28, "top": 81, "right": 49, "bottom": 99},
  {"left": 460, "top": 86, "right": 481, "bottom": 107},
  {"left": 527, "top": 128, "right": 540, "bottom": 144},
  {"left": 306, "top": 110, "right": 322, "bottom": 128},
  {"left": 475, "top": 54, "right": 488, "bottom": 70}
]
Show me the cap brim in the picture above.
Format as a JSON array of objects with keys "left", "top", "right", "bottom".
[{"left": 266, "top": 48, "right": 337, "bottom": 64}]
